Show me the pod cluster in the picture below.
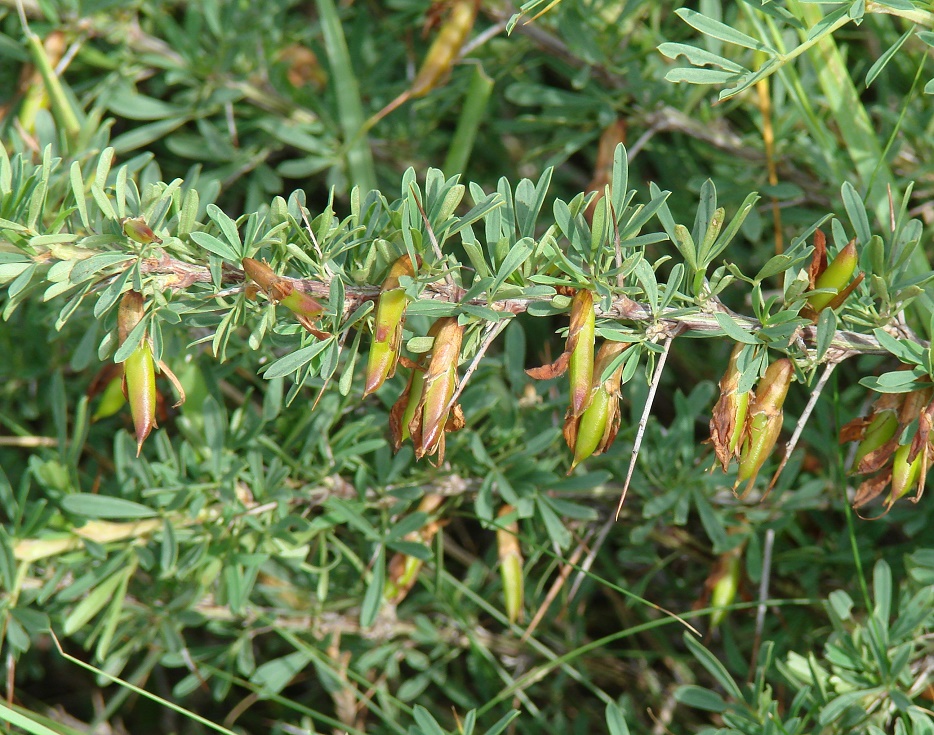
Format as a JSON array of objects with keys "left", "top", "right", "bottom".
[
  {"left": 525, "top": 289, "right": 629, "bottom": 472},
  {"left": 841, "top": 383, "right": 934, "bottom": 512},
  {"left": 710, "top": 346, "right": 793, "bottom": 497}
]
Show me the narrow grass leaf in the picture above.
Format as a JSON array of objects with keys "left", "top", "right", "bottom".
[
  {"left": 317, "top": 0, "right": 376, "bottom": 193},
  {"left": 51, "top": 633, "right": 240, "bottom": 735},
  {"left": 0, "top": 702, "right": 64, "bottom": 735},
  {"left": 683, "top": 632, "right": 744, "bottom": 700},
  {"left": 360, "top": 544, "right": 385, "bottom": 628},
  {"left": 443, "top": 64, "right": 494, "bottom": 176}
]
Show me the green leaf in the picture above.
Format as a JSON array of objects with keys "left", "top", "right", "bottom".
[
  {"left": 605, "top": 702, "right": 630, "bottom": 735},
  {"left": 490, "top": 238, "right": 534, "bottom": 295},
  {"left": 714, "top": 312, "right": 757, "bottom": 344},
  {"left": 535, "top": 495, "right": 570, "bottom": 549},
  {"left": 841, "top": 182, "right": 871, "bottom": 245},
  {"left": 110, "top": 118, "right": 189, "bottom": 155},
  {"left": 69, "top": 253, "right": 134, "bottom": 285},
  {"left": 63, "top": 566, "right": 130, "bottom": 634},
  {"left": 665, "top": 68, "right": 742, "bottom": 85},
  {"left": 191, "top": 231, "right": 239, "bottom": 262},
  {"left": 60, "top": 494, "right": 159, "bottom": 519},
  {"left": 865, "top": 28, "right": 913, "bottom": 87},
  {"left": 658, "top": 43, "right": 747, "bottom": 74},
  {"left": 815, "top": 308, "right": 836, "bottom": 362},
  {"left": 872, "top": 328, "right": 924, "bottom": 364},
  {"left": 251, "top": 651, "right": 312, "bottom": 696},
  {"left": 0, "top": 701, "right": 66, "bottom": 735},
  {"left": 860, "top": 367, "right": 930, "bottom": 393},
  {"left": 682, "top": 632, "right": 743, "bottom": 700},
  {"left": 675, "top": 8, "right": 776, "bottom": 52},
  {"left": 873, "top": 559, "right": 892, "bottom": 623},
  {"left": 675, "top": 685, "right": 727, "bottom": 713},
  {"left": 207, "top": 203, "right": 243, "bottom": 259},
  {"left": 412, "top": 706, "right": 446, "bottom": 735},
  {"left": 262, "top": 338, "right": 334, "bottom": 380},
  {"left": 484, "top": 710, "right": 521, "bottom": 735},
  {"left": 819, "top": 689, "right": 881, "bottom": 725}
]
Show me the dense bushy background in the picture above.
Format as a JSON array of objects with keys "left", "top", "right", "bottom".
[{"left": 2, "top": 1, "right": 934, "bottom": 733}]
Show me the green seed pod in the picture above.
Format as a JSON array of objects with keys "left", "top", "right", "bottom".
[
  {"left": 390, "top": 366, "right": 426, "bottom": 450},
  {"left": 410, "top": 0, "right": 478, "bottom": 98},
  {"left": 709, "top": 551, "right": 741, "bottom": 630},
  {"left": 92, "top": 371, "right": 127, "bottom": 421},
  {"left": 570, "top": 388, "right": 612, "bottom": 471},
  {"left": 735, "top": 358, "right": 792, "bottom": 494},
  {"left": 383, "top": 494, "right": 444, "bottom": 605},
  {"left": 567, "top": 290, "right": 596, "bottom": 418},
  {"left": 118, "top": 291, "right": 157, "bottom": 455},
  {"left": 277, "top": 286, "right": 324, "bottom": 321},
  {"left": 242, "top": 257, "right": 324, "bottom": 334},
  {"left": 525, "top": 289, "right": 596, "bottom": 419},
  {"left": 853, "top": 410, "right": 899, "bottom": 471},
  {"left": 124, "top": 341, "right": 157, "bottom": 456},
  {"left": 412, "top": 318, "right": 464, "bottom": 462},
  {"left": 564, "top": 341, "right": 627, "bottom": 471},
  {"left": 121, "top": 216, "right": 162, "bottom": 245},
  {"left": 365, "top": 255, "right": 416, "bottom": 397},
  {"left": 808, "top": 240, "right": 858, "bottom": 312},
  {"left": 889, "top": 443, "right": 922, "bottom": 503},
  {"left": 496, "top": 505, "right": 524, "bottom": 625}
]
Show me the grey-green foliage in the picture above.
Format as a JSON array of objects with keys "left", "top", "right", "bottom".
[
  {"left": 3, "top": 1, "right": 934, "bottom": 734},
  {"left": 678, "top": 557, "right": 934, "bottom": 734}
]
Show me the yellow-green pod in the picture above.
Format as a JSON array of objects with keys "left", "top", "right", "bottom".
[
  {"left": 365, "top": 256, "right": 415, "bottom": 396},
  {"left": 808, "top": 241, "right": 858, "bottom": 312},
  {"left": 710, "top": 552, "right": 741, "bottom": 629},
  {"left": 890, "top": 444, "right": 922, "bottom": 502},
  {"left": 124, "top": 341, "right": 157, "bottom": 456},
  {"left": 121, "top": 216, "right": 162, "bottom": 245},
  {"left": 570, "top": 388, "right": 612, "bottom": 470},
  {"left": 853, "top": 410, "right": 898, "bottom": 469},
  {"left": 735, "top": 358, "right": 792, "bottom": 492},
  {"left": 496, "top": 505, "right": 523, "bottom": 625},
  {"left": 567, "top": 290, "right": 595, "bottom": 417},
  {"left": 92, "top": 374, "right": 127, "bottom": 421},
  {"left": 399, "top": 369, "right": 426, "bottom": 447}
]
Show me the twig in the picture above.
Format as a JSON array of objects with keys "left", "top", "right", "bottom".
[
  {"left": 567, "top": 516, "right": 614, "bottom": 602},
  {"left": 443, "top": 318, "right": 509, "bottom": 418},
  {"left": 615, "top": 329, "right": 681, "bottom": 519},
  {"left": 748, "top": 527, "right": 775, "bottom": 681},
  {"left": 459, "top": 18, "right": 508, "bottom": 56},
  {"left": 130, "top": 254, "right": 906, "bottom": 358},
  {"left": 0, "top": 435, "right": 59, "bottom": 447},
  {"left": 765, "top": 358, "right": 842, "bottom": 495}
]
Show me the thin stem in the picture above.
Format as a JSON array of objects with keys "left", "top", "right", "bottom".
[
  {"left": 133, "top": 254, "right": 902, "bottom": 359},
  {"left": 766, "top": 359, "right": 841, "bottom": 495},
  {"left": 443, "top": 319, "right": 508, "bottom": 418},
  {"left": 615, "top": 330, "right": 680, "bottom": 518},
  {"left": 747, "top": 527, "right": 775, "bottom": 681}
]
